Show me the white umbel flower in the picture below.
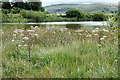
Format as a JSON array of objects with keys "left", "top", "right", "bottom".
[
  {"left": 100, "top": 38, "right": 104, "bottom": 40},
  {"left": 23, "top": 37, "right": 29, "bottom": 40}
]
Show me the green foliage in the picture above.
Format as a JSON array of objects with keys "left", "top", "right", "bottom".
[
  {"left": 2, "top": 2, "right": 11, "bottom": 9},
  {"left": 2, "top": 14, "right": 9, "bottom": 23},
  {"left": 2, "top": 9, "right": 11, "bottom": 14},
  {"left": 66, "top": 8, "right": 84, "bottom": 18},
  {"left": 92, "top": 12, "right": 107, "bottom": 21},
  {"left": 2, "top": 1, "right": 44, "bottom": 11},
  {"left": 20, "top": 10, "right": 47, "bottom": 22},
  {"left": 11, "top": 7, "right": 21, "bottom": 14}
]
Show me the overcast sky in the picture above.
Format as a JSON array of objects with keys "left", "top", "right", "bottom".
[{"left": 41, "top": 0, "right": 119, "bottom": 6}]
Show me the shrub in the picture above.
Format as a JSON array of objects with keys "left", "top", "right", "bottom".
[
  {"left": 20, "top": 10, "right": 47, "bottom": 22},
  {"left": 66, "top": 8, "right": 84, "bottom": 18},
  {"left": 2, "top": 9, "right": 11, "bottom": 14},
  {"left": 92, "top": 12, "right": 107, "bottom": 21},
  {"left": 11, "top": 7, "right": 21, "bottom": 14}
]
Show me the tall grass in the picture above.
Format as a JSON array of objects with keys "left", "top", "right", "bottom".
[{"left": 2, "top": 24, "right": 118, "bottom": 78}]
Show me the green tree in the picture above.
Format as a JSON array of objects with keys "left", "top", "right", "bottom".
[
  {"left": 27, "top": 0, "right": 44, "bottom": 11},
  {"left": 2, "top": 2, "right": 11, "bottom": 9},
  {"left": 66, "top": 8, "right": 84, "bottom": 18},
  {"left": 92, "top": 12, "right": 107, "bottom": 21}
]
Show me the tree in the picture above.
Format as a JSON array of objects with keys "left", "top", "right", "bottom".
[
  {"left": 11, "top": 0, "right": 44, "bottom": 11},
  {"left": 92, "top": 12, "right": 107, "bottom": 21},
  {"left": 66, "top": 8, "right": 84, "bottom": 18},
  {"left": 2, "top": 2, "right": 11, "bottom": 9},
  {"left": 27, "top": 0, "right": 44, "bottom": 11}
]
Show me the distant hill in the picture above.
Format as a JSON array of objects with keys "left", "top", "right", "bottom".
[{"left": 45, "top": 4, "right": 118, "bottom": 14}]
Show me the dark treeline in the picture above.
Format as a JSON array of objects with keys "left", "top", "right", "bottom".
[{"left": 2, "top": 0, "right": 44, "bottom": 11}]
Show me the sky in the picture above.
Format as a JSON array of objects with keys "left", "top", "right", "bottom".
[
  {"left": 41, "top": 0, "right": 119, "bottom": 6},
  {"left": 0, "top": 0, "right": 119, "bottom": 6}
]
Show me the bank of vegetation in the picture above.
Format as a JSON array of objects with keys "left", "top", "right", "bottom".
[{"left": 1, "top": 1, "right": 118, "bottom": 23}]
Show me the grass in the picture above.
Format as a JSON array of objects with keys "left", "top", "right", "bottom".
[{"left": 2, "top": 24, "right": 118, "bottom": 78}]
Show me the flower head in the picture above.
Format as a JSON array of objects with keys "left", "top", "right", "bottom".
[
  {"left": 23, "top": 37, "right": 29, "bottom": 40},
  {"left": 100, "top": 38, "right": 104, "bottom": 40}
]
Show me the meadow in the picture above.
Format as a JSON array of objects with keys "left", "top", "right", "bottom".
[{"left": 2, "top": 24, "right": 118, "bottom": 78}]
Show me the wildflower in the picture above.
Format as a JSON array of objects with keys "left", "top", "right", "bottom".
[
  {"left": 78, "top": 33, "right": 82, "bottom": 35},
  {"left": 98, "top": 44, "right": 101, "bottom": 47},
  {"left": 95, "top": 28, "right": 99, "bottom": 30},
  {"left": 92, "top": 30, "right": 99, "bottom": 33},
  {"left": 30, "top": 26, "right": 34, "bottom": 29},
  {"left": 86, "top": 35, "right": 92, "bottom": 37},
  {"left": 53, "top": 31, "right": 56, "bottom": 33},
  {"left": 29, "top": 33, "right": 34, "bottom": 36},
  {"left": 103, "top": 29, "right": 109, "bottom": 32},
  {"left": 13, "top": 34, "right": 16, "bottom": 37},
  {"left": 103, "top": 36, "right": 107, "bottom": 38},
  {"left": 100, "top": 38, "right": 104, "bottom": 40},
  {"left": 60, "top": 28, "right": 63, "bottom": 32},
  {"left": 94, "top": 34, "right": 98, "bottom": 36},
  {"left": 11, "top": 40, "right": 14, "bottom": 42},
  {"left": 18, "top": 45, "right": 22, "bottom": 47},
  {"left": 20, "top": 34, "right": 24, "bottom": 37},
  {"left": 68, "top": 32, "right": 71, "bottom": 34},
  {"left": 18, "top": 29, "right": 24, "bottom": 33},
  {"left": 64, "top": 28, "right": 68, "bottom": 30},
  {"left": 34, "top": 26, "right": 38, "bottom": 30},
  {"left": 75, "top": 30, "right": 84, "bottom": 33},
  {"left": 14, "top": 29, "right": 18, "bottom": 34},
  {"left": 34, "top": 34, "right": 38, "bottom": 37},
  {"left": 24, "top": 44, "right": 28, "bottom": 47},
  {"left": 23, "top": 37, "right": 29, "bottom": 40},
  {"left": 22, "top": 41, "right": 24, "bottom": 43},
  {"left": 27, "top": 30, "right": 35, "bottom": 33}
]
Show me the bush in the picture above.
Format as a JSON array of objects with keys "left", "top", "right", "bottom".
[
  {"left": 11, "top": 7, "right": 21, "bottom": 14},
  {"left": 2, "top": 9, "right": 11, "bottom": 14},
  {"left": 20, "top": 10, "right": 47, "bottom": 22},
  {"left": 92, "top": 12, "right": 107, "bottom": 21},
  {"left": 66, "top": 8, "right": 84, "bottom": 18}
]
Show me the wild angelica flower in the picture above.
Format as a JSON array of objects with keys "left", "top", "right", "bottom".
[
  {"left": 24, "top": 44, "right": 28, "bottom": 47},
  {"left": 60, "top": 28, "right": 63, "bottom": 32},
  {"left": 95, "top": 28, "right": 99, "bottom": 30},
  {"left": 100, "top": 38, "right": 104, "bottom": 40},
  {"left": 103, "top": 29, "right": 109, "bottom": 32},
  {"left": 92, "top": 30, "right": 99, "bottom": 33},
  {"left": 34, "top": 34, "right": 38, "bottom": 37},
  {"left": 18, "top": 45, "right": 22, "bottom": 47},
  {"left": 94, "top": 34, "right": 98, "bottom": 36},
  {"left": 11, "top": 40, "right": 14, "bottom": 42},
  {"left": 20, "top": 34, "right": 24, "bottom": 37},
  {"left": 30, "top": 26, "right": 34, "bottom": 29},
  {"left": 75, "top": 30, "right": 84, "bottom": 33},
  {"left": 14, "top": 29, "right": 18, "bottom": 34},
  {"left": 34, "top": 26, "right": 38, "bottom": 30},
  {"left": 64, "top": 28, "right": 68, "bottom": 30},
  {"left": 13, "top": 34, "right": 16, "bottom": 37},
  {"left": 68, "top": 32, "right": 71, "bottom": 34},
  {"left": 18, "top": 29, "right": 24, "bottom": 33},
  {"left": 103, "top": 36, "right": 107, "bottom": 38},
  {"left": 23, "top": 37, "right": 29, "bottom": 40},
  {"left": 27, "top": 30, "right": 35, "bottom": 33}
]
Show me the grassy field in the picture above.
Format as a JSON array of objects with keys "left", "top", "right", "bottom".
[{"left": 2, "top": 24, "right": 118, "bottom": 78}]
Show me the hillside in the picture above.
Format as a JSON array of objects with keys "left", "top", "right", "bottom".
[{"left": 45, "top": 4, "right": 118, "bottom": 14}]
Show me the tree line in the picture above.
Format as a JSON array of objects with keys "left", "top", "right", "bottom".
[{"left": 2, "top": 0, "right": 44, "bottom": 11}]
